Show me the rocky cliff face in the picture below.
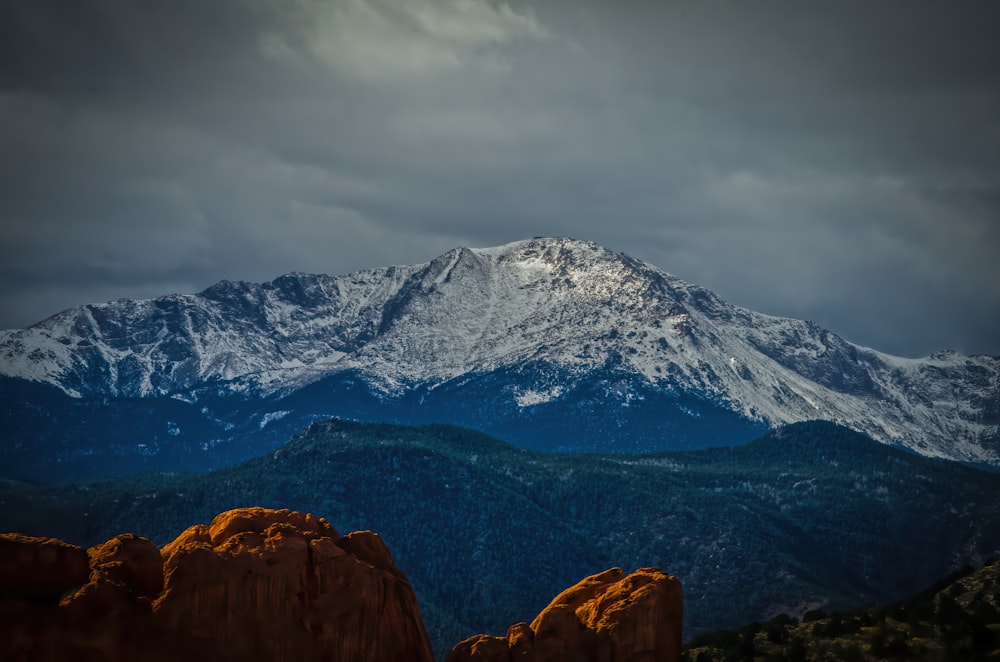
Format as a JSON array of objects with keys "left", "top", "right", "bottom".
[
  {"left": 448, "top": 567, "right": 683, "bottom": 662},
  {"left": 0, "top": 507, "right": 433, "bottom": 661}
]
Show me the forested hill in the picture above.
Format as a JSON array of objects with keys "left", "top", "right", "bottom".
[
  {"left": 3, "top": 420, "right": 998, "bottom": 657},
  {"left": 684, "top": 558, "right": 1000, "bottom": 660}
]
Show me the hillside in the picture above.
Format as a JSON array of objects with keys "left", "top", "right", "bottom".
[
  {"left": 684, "top": 559, "right": 1000, "bottom": 660},
  {"left": 3, "top": 419, "right": 998, "bottom": 655}
]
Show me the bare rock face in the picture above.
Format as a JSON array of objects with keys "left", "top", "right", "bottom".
[
  {"left": 449, "top": 567, "right": 683, "bottom": 662},
  {"left": 0, "top": 533, "right": 90, "bottom": 603},
  {"left": 89, "top": 533, "right": 164, "bottom": 598},
  {"left": 155, "top": 507, "right": 433, "bottom": 661},
  {"left": 0, "top": 507, "right": 434, "bottom": 661},
  {"left": 1, "top": 532, "right": 171, "bottom": 660}
]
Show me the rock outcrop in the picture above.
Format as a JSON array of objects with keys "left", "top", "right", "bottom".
[
  {"left": 2, "top": 508, "right": 685, "bottom": 661},
  {"left": 0, "top": 507, "right": 433, "bottom": 661},
  {"left": 448, "top": 567, "right": 683, "bottom": 662},
  {"left": 89, "top": 532, "right": 165, "bottom": 598},
  {"left": 155, "top": 507, "right": 433, "bottom": 661},
  {"left": 0, "top": 533, "right": 90, "bottom": 602}
]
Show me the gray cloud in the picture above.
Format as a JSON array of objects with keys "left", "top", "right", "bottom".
[{"left": 1, "top": 0, "right": 998, "bottom": 357}]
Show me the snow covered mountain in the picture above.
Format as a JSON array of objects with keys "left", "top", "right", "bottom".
[{"left": 1, "top": 237, "right": 997, "bottom": 479}]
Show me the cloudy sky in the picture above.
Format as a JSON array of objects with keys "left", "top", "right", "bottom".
[{"left": 1, "top": 0, "right": 998, "bottom": 357}]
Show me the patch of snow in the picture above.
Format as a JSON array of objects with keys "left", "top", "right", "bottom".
[
  {"left": 516, "top": 386, "right": 565, "bottom": 407},
  {"left": 259, "top": 410, "right": 291, "bottom": 429}
]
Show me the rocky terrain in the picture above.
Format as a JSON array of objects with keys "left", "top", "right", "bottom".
[
  {"left": 0, "top": 507, "right": 682, "bottom": 661},
  {"left": 1, "top": 507, "right": 434, "bottom": 661},
  {"left": 449, "top": 567, "right": 682, "bottom": 662}
]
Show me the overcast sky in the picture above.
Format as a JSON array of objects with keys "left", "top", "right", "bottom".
[{"left": 1, "top": 1, "right": 998, "bottom": 357}]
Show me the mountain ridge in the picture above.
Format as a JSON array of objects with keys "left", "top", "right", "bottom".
[{"left": 1, "top": 237, "right": 998, "bottom": 470}]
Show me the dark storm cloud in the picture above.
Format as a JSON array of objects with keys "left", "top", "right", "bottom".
[{"left": 1, "top": 0, "right": 997, "bottom": 357}]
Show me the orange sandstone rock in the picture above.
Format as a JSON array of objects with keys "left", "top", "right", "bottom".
[
  {"left": 450, "top": 633, "right": 512, "bottom": 661},
  {"left": 507, "top": 622, "right": 535, "bottom": 658},
  {"left": 154, "top": 507, "right": 433, "bottom": 662},
  {"left": 1, "top": 531, "right": 174, "bottom": 660},
  {"left": 88, "top": 533, "right": 164, "bottom": 598},
  {"left": 448, "top": 567, "right": 683, "bottom": 662},
  {"left": 1, "top": 507, "right": 434, "bottom": 662}
]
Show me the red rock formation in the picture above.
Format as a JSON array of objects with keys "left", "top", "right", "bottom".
[
  {"left": 448, "top": 567, "right": 683, "bottom": 662},
  {"left": 0, "top": 507, "right": 434, "bottom": 662},
  {"left": 88, "top": 533, "right": 164, "bottom": 598},
  {"left": 155, "top": 507, "right": 433, "bottom": 661},
  {"left": 1, "top": 532, "right": 166, "bottom": 660},
  {"left": 0, "top": 533, "right": 90, "bottom": 603}
]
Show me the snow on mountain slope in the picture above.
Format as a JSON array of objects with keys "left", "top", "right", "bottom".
[
  {"left": 1, "top": 237, "right": 998, "bottom": 465},
  {"left": 0, "top": 265, "right": 415, "bottom": 397}
]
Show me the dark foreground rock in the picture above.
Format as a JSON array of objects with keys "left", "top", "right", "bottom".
[{"left": 0, "top": 507, "right": 433, "bottom": 661}]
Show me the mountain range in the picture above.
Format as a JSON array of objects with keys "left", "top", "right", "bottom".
[{"left": 1, "top": 237, "right": 997, "bottom": 481}]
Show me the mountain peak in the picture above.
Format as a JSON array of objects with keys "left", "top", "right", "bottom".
[
  {"left": 471, "top": 236, "right": 644, "bottom": 275},
  {"left": 1, "top": 237, "right": 997, "bottom": 471}
]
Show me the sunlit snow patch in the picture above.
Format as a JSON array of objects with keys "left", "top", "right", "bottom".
[{"left": 515, "top": 386, "right": 564, "bottom": 407}]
